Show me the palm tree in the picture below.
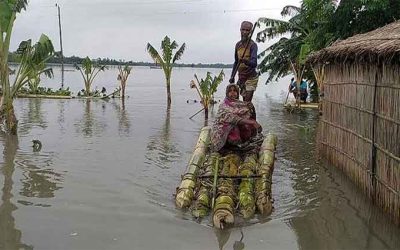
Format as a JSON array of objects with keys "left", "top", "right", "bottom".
[
  {"left": 146, "top": 36, "right": 186, "bottom": 106},
  {"left": 190, "top": 70, "right": 224, "bottom": 119},
  {"left": 0, "top": 0, "right": 29, "bottom": 133},
  {"left": 117, "top": 65, "right": 132, "bottom": 99},
  {"left": 74, "top": 57, "right": 107, "bottom": 96}
]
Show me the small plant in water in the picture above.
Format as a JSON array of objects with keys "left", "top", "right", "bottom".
[
  {"left": 190, "top": 70, "right": 224, "bottom": 119},
  {"left": 117, "top": 65, "right": 132, "bottom": 98},
  {"left": 74, "top": 57, "right": 107, "bottom": 96}
]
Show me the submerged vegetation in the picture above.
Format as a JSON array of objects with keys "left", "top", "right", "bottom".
[
  {"left": 117, "top": 65, "right": 132, "bottom": 99},
  {"left": 190, "top": 70, "right": 224, "bottom": 119},
  {"left": 0, "top": 0, "right": 55, "bottom": 134},
  {"left": 18, "top": 86, "right": 71, "bottom": 96},
  {"left": 74, "top": 57, "right": 107, "bottom": 97}
]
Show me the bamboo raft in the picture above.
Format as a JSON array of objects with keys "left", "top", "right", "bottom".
[
  {"left": 284, "top": 102, "right": 319, "bottom": 109},
  {"left": 175, "top": 126, "right": 277, "bottom": 229}
]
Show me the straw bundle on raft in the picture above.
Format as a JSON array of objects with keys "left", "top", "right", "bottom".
[
  {"left": 238, "top": 154, "right": 257, "bottom": 219},
  {"left": 176, "top": 127, "right": 211, "bottom": 208},
  {"left": 191, "top": 153, "right": 219, "bottom": 218},
  {"left": 255, "top": 134, "right": 278, "bottom": 215},
  {"left": 213, "top": 154, "right": 240, "bottom": 229}
]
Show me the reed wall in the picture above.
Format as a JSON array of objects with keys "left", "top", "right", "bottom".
[{"left": 318, "top": 62, "right": 400, "bottom": 225}]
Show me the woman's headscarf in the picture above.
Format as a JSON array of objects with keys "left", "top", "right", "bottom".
[
  {"left": 211, "top": 84, "right": 251, "bottom": 151},
  {"left": 225, "top": 83, "right": 240, "bottom": 100}
]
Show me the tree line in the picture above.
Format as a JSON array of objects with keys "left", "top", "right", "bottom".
[{"left": 7, "top": 52, "right": 232, "bottom": 69}]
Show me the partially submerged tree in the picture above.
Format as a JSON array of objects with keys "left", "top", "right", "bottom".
[
  {"left": 0, "top": 0, "right": 28, "bottom": 133},
  {"left": 74, "top": 57, "right": 107, "bottom": 96},
  {"left": 117, "top": 65, "right": 132, "bottom": 98},
  {"left": 11, "top": 35, "right": 55, "bottom": 105},
  {"left": 146, "top": 36, "right": 185, "bottom": 106},
  {"left": 1, "top": 32, "right": 54, "bottom": 134},
  {"left": 190, "top": 70, "right": 224, "bottom": 119}
]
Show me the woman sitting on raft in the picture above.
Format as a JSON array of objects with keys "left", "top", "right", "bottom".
[{"left": 211, "top": 84, "right": 262, "bottom": 153}]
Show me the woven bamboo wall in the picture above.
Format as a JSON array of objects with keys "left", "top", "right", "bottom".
[{"left": 318, "top": 62, "right": 400, "bottom": 225}]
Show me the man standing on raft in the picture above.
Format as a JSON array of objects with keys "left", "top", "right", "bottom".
[{"left": 229, "top": 21, "right": 259, "bottom": 117}]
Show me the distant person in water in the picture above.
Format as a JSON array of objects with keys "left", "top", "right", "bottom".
[
  {"left": 229, "top": 21, "right": 259, "bottom": 105},
  {"left": 289, "top": 78, "right": 308, "bottom": 103},
  {"left": 211, "top": 84, "right": 261, "bottom": 152}
]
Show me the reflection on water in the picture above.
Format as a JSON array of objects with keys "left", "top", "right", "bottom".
[
  {"left": 0, "top": 133, "right": 32, "bottom": 250},
  {"left": 18, "top": 161, "right": 63, "bottom": 200},
  {"left": 232, "top": 229, "right": 245, "bottom": 250},
  {"left": 74, "top": 100, "right": 106, "bottom": 137},
  {"left": 215, "top": 228, "right": 231, "bottom": 250},
  {"left": 111, "top": 98, "right": 130, "bottom": 135},
  {"left": 145, "top": 108, "right": 181, "bottom": 169},
  {"left": 57, "top": 100, "right": 66, "bottom": 133},
  {"left": 288, "top": 159, "right": 400, "bottom": 250},
  {"left": 18, "top": 99, "right": 47, "bottom": 135},
  {"left": 214, "top": 227, "right": 246, "bottom": 250}
]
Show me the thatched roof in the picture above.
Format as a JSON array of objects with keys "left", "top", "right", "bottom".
[{"left": 308, "top": 21, "right": 400, "bottom": 64}]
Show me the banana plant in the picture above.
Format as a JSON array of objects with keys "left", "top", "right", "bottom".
[
  {"left": 117, "top": 64, "right": 132, "bottom": 98},
  {"left": 146, "top": 36, "right": 185, "bottom": 107},
  {"left": 74, "top": 57, "right": 107, "bottom": 96},
  {"left": 257, "top": 1, "right": 340, "bottom": 106},
  {"left": 0, "top": 0, "right": 29, "bottom": 134},
  {"left": 11, "top": 35, "right": 55, "bottom": 96},
  {"left": 190, "top": 70, "right": 224, "bottom": 119}
]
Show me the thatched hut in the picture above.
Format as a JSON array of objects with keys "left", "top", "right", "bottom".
[{"left": 309, "top": 21, "right": 400, "bottom": 225}]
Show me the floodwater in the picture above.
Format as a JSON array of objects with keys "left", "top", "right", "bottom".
[{"left": 1, "top": 66, "right": 399, "bottom": 250}]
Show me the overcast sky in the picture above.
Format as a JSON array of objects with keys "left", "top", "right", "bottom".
[{"left": 11, "top": 0, "right": 301, "bottom": 64}]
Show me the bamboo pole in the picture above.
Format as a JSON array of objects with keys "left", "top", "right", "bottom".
[
  {"left": 255, "top": 133, "right": 277, "bottom": 215},
  {"left": 176, "top": 126, "right": 211, "bottom": 208}
]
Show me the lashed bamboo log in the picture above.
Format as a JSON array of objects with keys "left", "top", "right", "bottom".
[
  {"left": 238, "top": 153, "right": 257, "bottom": 219},
  {"left": 176, "top": 126, "right": 211, "bottom": 208},
  {"left": 191, "top": 153, "right": 219, "bottom": 218},
  {"left": 213, "top": 154, "right": 240, "bottom": 229},
  {"left": 255, "top": 133, "right": 278, "bottom": 215},
  {"left": 191, "top": 185, "right": 210, "bottom": 218}
]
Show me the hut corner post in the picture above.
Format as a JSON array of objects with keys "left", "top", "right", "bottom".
[{"left": 370, "top": 68, "right": 379, "bottom": 199}]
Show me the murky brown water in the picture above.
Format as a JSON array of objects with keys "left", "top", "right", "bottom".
[{"left": 1, "top": 67, "right": 399, "bottom": 250}]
